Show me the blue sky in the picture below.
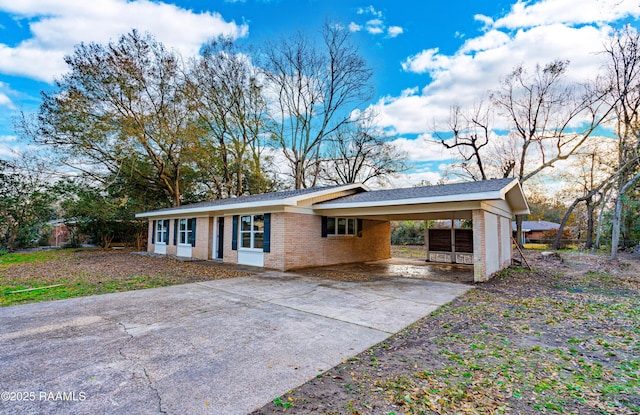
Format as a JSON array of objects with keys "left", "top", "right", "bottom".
[{"left": 0, "top": 0, "right": 639, "bottom": 185}]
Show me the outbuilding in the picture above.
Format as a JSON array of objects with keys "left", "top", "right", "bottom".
[{"left": 136, "top": 178, "right": 529, "bottom": 282}]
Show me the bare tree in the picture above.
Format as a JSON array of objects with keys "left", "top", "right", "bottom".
[
  {"left": 435, "top": 103, "right": 492, "bottom": 181},
  {"left": 553, "top": 141, "right": 616, "bottom": 249},
  {"left": 320, "top": 114, "right": 409, "bottom": 186},
  {"left": 491, "top": 59, "right": 611, "bottom": 246},
  {"left": 261, "top": 23, "right": 373, "bottom": 189},
  {"left": 602, "top": 26, "right": 640, "bottom": 259}
]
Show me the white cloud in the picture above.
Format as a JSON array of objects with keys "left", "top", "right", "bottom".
[
  {"left": 0, "top": 0, "right": 249, "bottom": 83},
  {"left": 376, "top": 1, "right": 633, "bottom": 135},
  {"left": 357, "top": 5, "right": 382, "bottom": 18},
  {"left": 352, "top": 5, "right": 402, "bottom": 38},
  {"left": 366, "top": 19, "right": 384, "bottom": 34},
  {"left": 348, "top": 22, "right": 362, "bottom": 32},
  {"left": 493, "top": 0, "right": 640, "bottom": 29},
  {"left": 387, "top": 26, "right": 404, "bottom": 38},
  {"left": 0, "top": 81, "right": 16, "bottom": 109},
  {"left": 0, "top": 91, "right": 13, "bottom": 109},
  {"left": 0, "top": 136, "right": 20, "bottom": 156},
  {"left": 474, "top": 14, "right": 494, "bottom": 27},
  {"left": 401, "top": 48, "right": 448, "bottom": 74},
  {"left": 389, "top": 135, "right": 457, "bottom": 162},
  {"left": 387, "top": 170, "right": 443, "bottom": 189}
]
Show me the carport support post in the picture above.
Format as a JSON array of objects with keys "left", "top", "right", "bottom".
[
  {"left": 450, "top": 217, "right": 456, "bottom": 263},
  {"left": 472, "top": 209, "right": 487, "bottom": 282}
]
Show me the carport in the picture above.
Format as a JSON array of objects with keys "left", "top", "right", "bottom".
[{"left": 312, "top": 178, "right": 529, "bottom": 282}]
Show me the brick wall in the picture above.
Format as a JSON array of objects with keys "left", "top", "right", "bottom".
[
  {"left": 147, "top": 220, "right": 154, "bottom": 253},
  {"left": 223, "top": 215, "right": 238, "bottom": 264},
  {"left": 191, "top": 217, "right": 211, "bottom": 260},
  {"left": 277, "top": 213, "right": 390, "bottom": 270}
]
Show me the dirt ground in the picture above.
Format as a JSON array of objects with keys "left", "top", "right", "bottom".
[
  {"left": 252, "top": 250, "right": 640, "bottom": 415},
  {"left": 0, "top": 249, "right": 250, "bottom": 300}
]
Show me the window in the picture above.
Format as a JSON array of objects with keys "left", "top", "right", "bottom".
[
  {"left": 156, "top": 219, "right": 169, "bottom": 244},
  {"left": 179, "top": 218, "right": 194, "bottom": 245},
  {"left": 240, "top": 215, "right": 264, "bottom": 250},
  {"left": 326, "top": 217, "right": 357, "bottom": 236}
]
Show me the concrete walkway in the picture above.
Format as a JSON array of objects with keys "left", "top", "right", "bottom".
[{"left": 0, "top": 271, "right": 471, "bottom": 415}]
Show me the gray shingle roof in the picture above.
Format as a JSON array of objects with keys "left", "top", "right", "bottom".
[
  {"left": 143, "top": 184, "right": 352, "bottom": 215},
  {"left": 513, "top": 220, "right": 560, "bottom": 231},
  {"left": 316, "top": 178, "right": 516, "bottom": 206}
]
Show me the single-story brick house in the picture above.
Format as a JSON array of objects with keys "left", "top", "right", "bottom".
[
  {"left": 136, "top": 178, "right": 529, "bottom": 282},
  {"left": 512, "top": 220, "right": 561, "bottom": 243}
]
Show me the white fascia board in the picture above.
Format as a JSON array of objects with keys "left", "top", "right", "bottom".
[
  {"left": 136, "top": 183, "right": 369, "bottom": 219},
  {"left": 135, "top": 199, "right": 292, "bottom": 218},
  {"left": 312, "top": 190, "right": 503, "bottom": 210},
  {"left": 502, "top": 178, "right": 530, "bottom": 215}
]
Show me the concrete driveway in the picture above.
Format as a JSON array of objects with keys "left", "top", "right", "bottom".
[{"left": 0, "top": 270, "right": 471, "bottom": 415}]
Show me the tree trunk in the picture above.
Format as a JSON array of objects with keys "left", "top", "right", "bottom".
[
  {"left": 553, "top": 198, "right": 581, "bottom": 250},
  {"left": 593, "top": 188, "right": 611, "bottom": 252},
  {"left": 611, "top": 194, "right": 623, "bottom": 260},
  {"left": 611, "top": 171, "right": 640, "bottom": 259},
  {"left": 585, "top": 199, "right": 595, "bottom": 250},
  {"left": 515, "top": 215, "right": 524, "bottom": 248}
]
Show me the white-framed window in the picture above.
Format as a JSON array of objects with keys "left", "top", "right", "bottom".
[
  {"left": 179, "top": 218, "right": 194, "bottom": 245},
  {"left": 240, "top": 215, "right": 264, "bottom": 250},
  {"left": 156, "top": 219, "right": 169, "bottom": 244},
  {"left": 326, "top": 217, "right": 357, "bottom": 236}
]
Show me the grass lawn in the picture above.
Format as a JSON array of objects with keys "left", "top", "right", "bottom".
[
  {"left": 0, "top": 248, "right": 248, "bottom": 307},
  {"left": 254, "top": 251, "right": 640, "bottom": 415}
]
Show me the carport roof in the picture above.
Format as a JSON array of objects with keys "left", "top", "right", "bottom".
[{"left": 314, "top": 178, "right": 528, "bottom": 214}]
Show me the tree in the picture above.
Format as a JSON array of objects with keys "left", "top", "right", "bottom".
[
  {"left": 53, "top": 177, "right": 149, "bottom": 249},
  {"left": 602, "top": 26, "right": 640, "bottom": 259},
  {"left": 552, "top": 140, "right": 617, "bottom": 250},
  {"left": 262, "top": 23, "right": 374, "bottom": 189},
  {"left": 320, "top": 113, "right": 409, "bottom": 186},
  {"left": 490, "top": 59, "right": 610, "bottom": 246},
  {"left": 186, "top": 38, "right": 275, "bottom": 199},
  {"left": 34, "top": 30, "right": 199, "bottom": 207},
  {"left": 435, "top": 103, "right": 492, "bottom": 181},
  {"left": 0, "top": 154, "right": 55, "bottom": 250}
]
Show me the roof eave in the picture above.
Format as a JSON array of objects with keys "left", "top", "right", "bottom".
[
  {"left": 135, "top": 183, "right": 369, "bottom": 219},
  {"left": 312, "top": 190, "right": 503, "bottom": 210}
]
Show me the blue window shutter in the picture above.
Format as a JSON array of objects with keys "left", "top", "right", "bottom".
[
  {"left": 357, "top": 219, "right": 363, "bottom": 238},
  {"left": 263, "top": 213, "right": 271, "bottom": 253},
  {"left": 232, "top": 215, "right": 238, "bottom": 250},
  {"left": 151, "top": 220, "right": 156, "bottom": 244},
  {"left": 321, "top": 216, "right": 328, "bottom": 237},
  {"left": 190, "top": 218, "right": 196, "bottom": 247},
  {"left": 163, "top": 220, "right": 169, "bottom": 242},
  {"left": 173, "top": 219, "right": 178, "bottom": 245}
]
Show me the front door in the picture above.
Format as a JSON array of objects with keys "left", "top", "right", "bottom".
[{"left": 216, "top": 217, "right": 224, "bottom": 259}]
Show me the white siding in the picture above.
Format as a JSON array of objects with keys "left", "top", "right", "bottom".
[{"left": 484, "top": 212, "right": 500, "bottom": 276}]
